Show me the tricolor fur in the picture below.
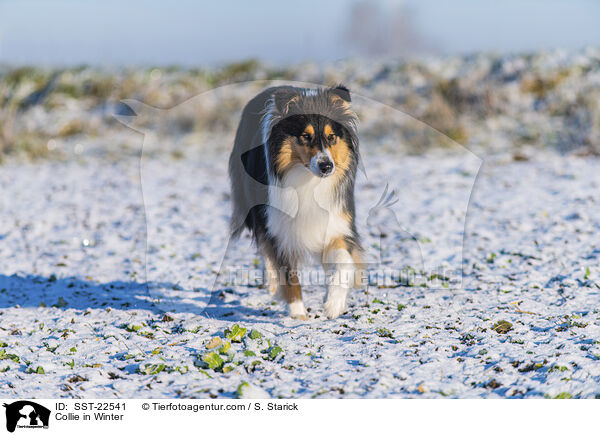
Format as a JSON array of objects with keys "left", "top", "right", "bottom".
[{"left": 228, "top": 85, "right": 363, "bottom": 319}]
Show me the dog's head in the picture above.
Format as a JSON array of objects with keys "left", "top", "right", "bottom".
[{"left": 264, "top": 85, "right": 359, "bottom": 179}]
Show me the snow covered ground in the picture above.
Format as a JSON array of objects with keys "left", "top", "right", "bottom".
[{"left": 0, "top": 150, "right": 599, "bottom": 398}]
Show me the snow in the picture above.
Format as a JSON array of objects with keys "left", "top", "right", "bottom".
[{"left": 0, "top": 150, "right": 599, "bottom": 398}]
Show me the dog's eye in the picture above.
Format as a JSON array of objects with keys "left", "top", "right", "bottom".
[
  {"left": 300, "top": 133, "right": 311, "bottom": 140},
  {"left": 327, "top": 134, "right": 336, "bottom": 141}
]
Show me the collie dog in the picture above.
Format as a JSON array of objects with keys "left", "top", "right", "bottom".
[{"left": 228, "top": 85, "right": 363, "bottom": 319}]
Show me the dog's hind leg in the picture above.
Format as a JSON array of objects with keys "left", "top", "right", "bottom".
[{"left": 259, "top": 241, "right": 279, "bottom": 296}]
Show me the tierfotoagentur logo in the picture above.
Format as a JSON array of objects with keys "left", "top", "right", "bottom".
[{"left": 2, "top": 401, "right": 50, "bottom": 433}]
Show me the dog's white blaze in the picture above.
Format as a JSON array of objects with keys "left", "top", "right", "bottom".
[{"left": 267, "top": 164, "right": 351, "bottom": 263}]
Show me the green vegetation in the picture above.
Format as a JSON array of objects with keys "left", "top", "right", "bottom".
[{"left": 492, "top": 320, "right": 513, "bottom": 334}]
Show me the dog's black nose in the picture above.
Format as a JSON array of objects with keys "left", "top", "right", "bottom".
[{"left": 318, "top": 160, "right": 334, "bottom": 175}]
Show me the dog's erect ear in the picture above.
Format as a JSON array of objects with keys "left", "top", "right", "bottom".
[
  {"left": 329, "top": 85, "right": 351, "bottom": 103},
  {"left": 272, "top": 87, "right": 300, "bottom": 115}
]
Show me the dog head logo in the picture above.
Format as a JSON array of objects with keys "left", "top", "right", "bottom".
[{"left": 3, "top": 401, "right": 50, "bottom": 433}]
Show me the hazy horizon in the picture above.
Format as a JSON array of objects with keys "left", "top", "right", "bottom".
[{"left": 1, "top": 0, "right": 599, "bottom": 67}]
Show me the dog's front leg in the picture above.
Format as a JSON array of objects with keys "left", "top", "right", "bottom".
[
  {"left": 281, "top": 265, "right": 307, "bottom": 320},
  {"left": 268, "top": 252, "right": 305, "bottom": 320},
  {"left": 322, "top": 238, "right": 356, "bottom": 319}
]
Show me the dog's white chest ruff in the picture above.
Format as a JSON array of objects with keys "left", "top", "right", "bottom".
[{"left": 266, "top": 165, "right": 350, "bottom": 262}]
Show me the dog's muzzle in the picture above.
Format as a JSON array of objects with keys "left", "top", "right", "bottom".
[{"left": 310, "top": 151, "right": 335, "bottom": 177}]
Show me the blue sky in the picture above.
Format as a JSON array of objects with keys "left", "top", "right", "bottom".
[{"left": 0, "top": 0, "right": 598, "bottom": 66}]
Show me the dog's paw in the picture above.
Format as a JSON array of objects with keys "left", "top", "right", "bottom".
[
  {"left": 324, "top": 295, "right": 346, "bottom": 319},
  {"left": 288, "top": 300, "right": 308, "bottom": 320}
]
